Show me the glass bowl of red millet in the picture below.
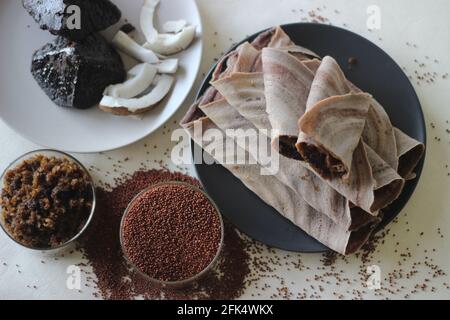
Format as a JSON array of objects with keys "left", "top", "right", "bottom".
[{"left": 119, "top": 181, "right": 224, "bottom": 289}]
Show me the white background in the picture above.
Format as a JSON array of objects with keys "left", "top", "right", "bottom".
[{"left": 1, "top": 0, "right": 449, "bottom": 300}]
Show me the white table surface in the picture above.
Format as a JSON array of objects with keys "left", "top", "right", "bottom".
[{"left": 1, "top": 0, "right": 449, "bottom": 300}]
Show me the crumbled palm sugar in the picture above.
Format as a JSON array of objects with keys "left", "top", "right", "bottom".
[{"left": 1, "top": 154, "right": 93, "bottom": 248}]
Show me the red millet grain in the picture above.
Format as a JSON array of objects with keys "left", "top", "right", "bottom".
[
  {"left": 79, "top": 169, "right": 250, "bottom": 300},
  {"left": 131, "top": 220, "right": 250, "bottom": 300},
  {"left": 122, "top": 184, "right": 222, "bottom": 282}
]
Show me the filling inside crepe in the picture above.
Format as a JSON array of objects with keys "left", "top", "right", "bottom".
[
  {"left": 297, "top": 142, "right": 347, "bottom": 180},
  {"left": 279, "top": 136, "right": 303, "bottom": 161}
]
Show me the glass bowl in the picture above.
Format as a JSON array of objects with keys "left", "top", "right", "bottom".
[
  {"left": 120, "top": 181, "right": 224, "bottom": 289},
  {"left": 0, "top": 149, "right": 96, "bottom": 253}
]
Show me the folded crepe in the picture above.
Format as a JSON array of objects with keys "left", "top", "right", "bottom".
[
  {"left": 394, "top": 127, "right": 426, "bottom": 179},
  {"left": 299, "top": 56, "right": 399, "bottom": 171},
  {"left": 298, "top": 55, "right": 424, "bottom": 181},
  {"left": 296, "top": 55, "right": 409, "bottom": 212},
  {"left": 261, "top": 47, "right": 316, "bottom": 157},
  {"left": 203, "top": 40, "right": 379, "bottom": 231},
  {"left": 192, "top": 26, "right": 318, "bottom": 111},
  {"left": 262, "top": 49, "right": 406, "bottom": 214},
  {"left": 251, "top": 26, "right": 320, "bottom": 57},
  {"left": 181, "top": 110, "right": 376, "bottom": 255},
  {"left": 181, "top": 25, "right": 424, "bottom": 255},
  {"left": 298, "top": 92, "right": 373, "bottom": 180},
  {"left": 209, "top": 71, "right": 379, "bottom": 231}
]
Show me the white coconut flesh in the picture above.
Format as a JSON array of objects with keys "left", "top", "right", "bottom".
[
  {"left": 112, "top": 31, "right": 160, "bottom": 64},
  {"left": 162, "top": 20, "right": 188, "bottom": 33},
  {"left": 140, "top": 0, "right": 159, "bottom": 43},
  {"left": 126, "top": 58, "right": 177, "bottom": 75},
  {"left": 143, "top": 25, "right": 196, "bottom": 55},
  {"left": 126, "top": 61, "right": 176, "bottom": 78},
  {"left": 100, "top": 75, "right": 174, "bottom": 112},
  {"left": 127, "top": 63, "right": 146, "bottom": 77},
  {"left": 111, "top": 30, "right": 178, "bottom": 74},
  {"left": 103, "top": 63, "right": 157, "bottom": 99},
  {"left": 156, "top": 59, "right": 179, "bottom": 74},
  {"left": 140, "top": 0, "right": 196, "bottom": 55},
  {"left": 155, "top": 52, "right": 168, "bottom": 59}
]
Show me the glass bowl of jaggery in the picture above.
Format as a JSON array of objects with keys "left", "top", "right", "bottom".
[{"left": 0, "top": 149, "right": 96, "bottom": 252}]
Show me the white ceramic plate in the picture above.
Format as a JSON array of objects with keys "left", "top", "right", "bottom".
[{"left": 0, "top": 0, "right": 203, "bottom": 153}]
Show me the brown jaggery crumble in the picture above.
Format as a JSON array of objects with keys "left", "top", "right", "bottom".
[{"left": 0, "top": 154, "right": 93, "bottom": 248}]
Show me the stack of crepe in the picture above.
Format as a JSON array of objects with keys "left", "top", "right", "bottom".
[{"left": 181, "top": 26, "right": 425, "bottom": 255}]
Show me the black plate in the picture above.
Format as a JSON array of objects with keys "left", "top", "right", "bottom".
[{"left": 191, "top": 23, "right": 426, "bottom": 253}]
